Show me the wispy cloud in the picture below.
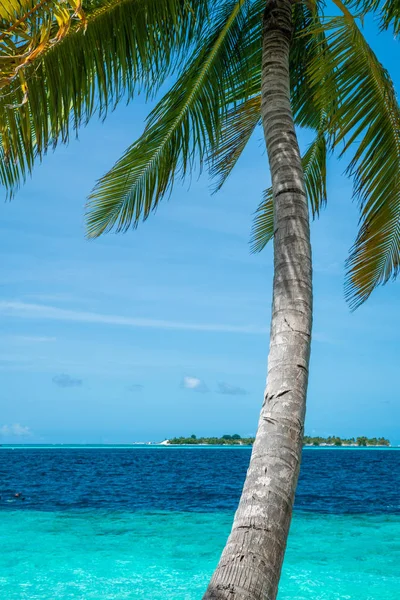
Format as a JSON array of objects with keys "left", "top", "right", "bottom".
[
  {"left": 0, "top": 423, "right": 32, "bottom": 437},
  {"left": 11, "top": 335, "right": 56, "bottom": 344},
  {"left": 181, "top": 376, "right": 209, "bottom": 393},
  {"left": 25, "top": 293, "right": 77, "bottom": 303},
  {"left": 217, "top": 382, "right": 247, "bottom": 396},
  {"left": 0, "top": 301, "right": 267, "bottom": 335},
  {"left": 52, "top": 373, "right": 83, "bottom": 388}
]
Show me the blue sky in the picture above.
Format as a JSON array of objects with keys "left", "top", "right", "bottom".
[{"left": 1, "top": 17, "right": 399, "bottom": 444}]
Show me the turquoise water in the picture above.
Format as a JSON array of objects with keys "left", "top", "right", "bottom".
[
  {"left": 1, "top": 448, "right": 399, "bottom": 598},
  {"left": 0, "top": 511, "right": 399, "bottom": 599}
]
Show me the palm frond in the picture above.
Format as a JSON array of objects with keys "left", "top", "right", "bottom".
[
  {"left": 207, "top": 0, "right": 264, "bottom": 190},
  {"left": 309, "top": 13, "right": 400, "bottom": 307},
  {"left": 380, "top": 0, "right": 400, "bottom": 34},
  {"left": 0, "top": 0, "right": 85, "bottom": 94},
  {"left": 209, "top": 2, "right": 332, "bottom": 195},
  {"left": 0, "top": 0, "right": 210, "bottom": 194},
  {"left": 250, "top": 130, "right": 328, "bottom": 253},
  {"left": 250, "top": 187, "right": 274, "bottom": 253},
  {"left": 86, "top": 0, "right": 260, "bottom": 238},
  {"left": 290, "top": 2, "right": 336, "bottom": 133},
  {"left": 345, "top": 0, "right": 400, "bottom": 36},
  {"left": 302, "top": 129, "right": 328, "bottom": 218},
  {"left": 209, "top": 96, "right": 261, "bottom": 192}
]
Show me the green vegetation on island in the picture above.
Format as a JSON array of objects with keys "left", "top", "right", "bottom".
[
  {"left": 168, "top": 434, "right": 254, "bottom": 446},
  {"left": 167, "top": 435, "right": 391, "bottom": 447},
  {"left": 303, "top": 436, "right": 390, "bottom": 447}
]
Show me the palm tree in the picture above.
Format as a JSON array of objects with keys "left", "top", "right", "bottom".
[
  {"left": 1, "top": 1, "right": 399, "bottom": 598},
  {"left": 204, "top": 3, "right": 312, "bottom": 596}
]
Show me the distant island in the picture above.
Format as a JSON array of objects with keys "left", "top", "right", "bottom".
[
  {"left": 164, "top": 434, "right": 391, "bottom": 447},
  {"left": 303, "top": 435, "right": 390, "bottom": 447},
  {"left": 166, "top": 434, "right": 254, "bottom": 446}
]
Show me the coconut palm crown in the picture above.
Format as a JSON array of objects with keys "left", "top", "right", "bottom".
[{"left": 0, "top": 0, "right": 399, "bottom": 309}]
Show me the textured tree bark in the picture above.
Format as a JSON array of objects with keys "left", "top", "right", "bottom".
[{"left": 202, "top": 1, "right": 312, "bottom": 599}]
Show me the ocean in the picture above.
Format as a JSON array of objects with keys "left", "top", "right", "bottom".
[{"left": 0, "top": 447, "right": 399, "bottom": 599}]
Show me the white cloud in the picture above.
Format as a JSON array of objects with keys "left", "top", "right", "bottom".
[
  {"left": 181, "top": 376, "right": 209, "bottom": 393},
  {"left": 0, "top": 301, "right": 267, "bottom": 335},
  {"left": 0, "top": 423, "right": 32, "bottom": 437},
  {"left": 217, "top": 382, "right": 247, "bottom": 396}
]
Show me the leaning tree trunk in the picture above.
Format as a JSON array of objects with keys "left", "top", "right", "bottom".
[{"left": 203, "top": 1, "right": 312, "bottom": 599}]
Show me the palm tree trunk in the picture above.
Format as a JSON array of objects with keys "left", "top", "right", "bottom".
[{"left": 202, "top": 1, "right": 312, "bottom": 599}]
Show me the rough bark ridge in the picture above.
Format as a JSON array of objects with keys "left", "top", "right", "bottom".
[{"left": 202, "top": 1, "right": 313, "bottom": 599}]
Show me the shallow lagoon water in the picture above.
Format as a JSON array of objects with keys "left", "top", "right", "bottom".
[{"left": 1, "top": 448, "right": 399, "bottom": 599}]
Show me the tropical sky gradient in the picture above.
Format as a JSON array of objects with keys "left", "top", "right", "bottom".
[{"left": 1, "top": 18, "right": 399, "bottom": 444}]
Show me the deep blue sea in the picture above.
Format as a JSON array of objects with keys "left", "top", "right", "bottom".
[{"left": 1, "top": 447, "right": 399, "bottom": 599}]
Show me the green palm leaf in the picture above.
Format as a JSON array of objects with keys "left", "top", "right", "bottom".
[
  {"left": 86, "top": 0, "right": 259, "bottom": 237},
  {"left": 346, "top": 0, "right": 400, "bottom": 36},
  {"left": 0, "top": 0, "right": 210, "bottom": 193},
  {"left": 209, "top": 96, "right": 261, "bottom": 192},
  {"left": 308, "top": 13, "right": 400, "bottom": 307},
  {"left": 249, "top": 188, "right": 274, "bottom": 253},
  {"left": 208, "top": 0, "right": 264, "bottom": 190},
  {"left": 209, "top": 2, "right": 332, "bottom": 195}
]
